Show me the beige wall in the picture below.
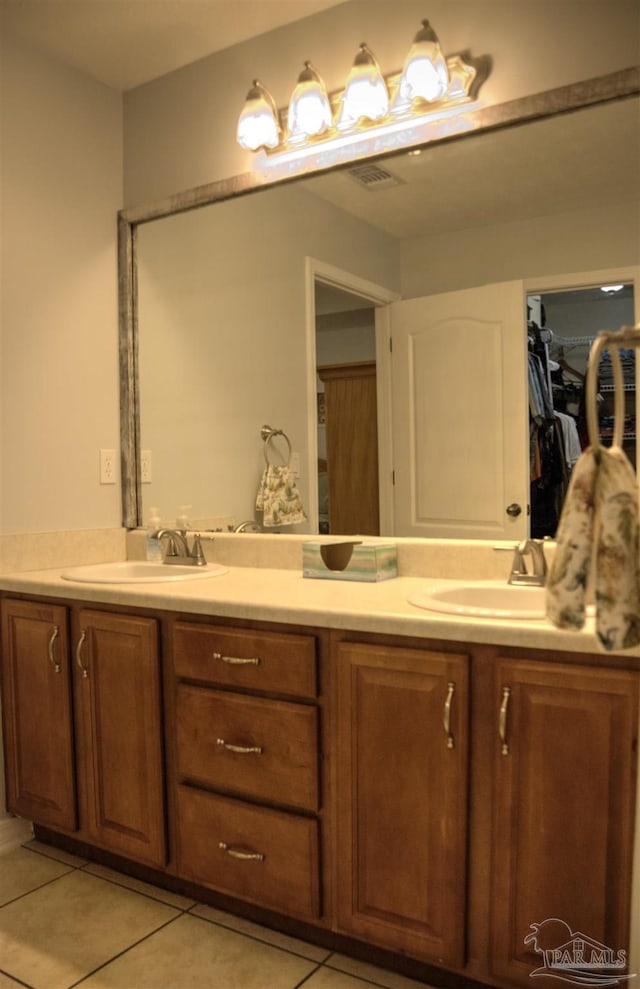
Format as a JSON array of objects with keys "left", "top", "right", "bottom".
[
  {"left": 401, "top": 202, "right": 640, "bottom": 299},
  {"left": 0, "top": 32, "right": 123, "bottom": 534},
  {"left": 124, "top": 0, "right": 640, "bottom": 205},
  {"left": 137, "top": 182, "right": 397, "bottom": 525}
]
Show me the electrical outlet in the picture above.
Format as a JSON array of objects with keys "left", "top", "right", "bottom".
[
  {"left": 291, "top": 451, "right": 300, "bottom": 478},
  {"left": 141, "top": 449, "right": 153, "bottom": 483},
  {"left": 100, "top": 449, "right": 117, "bottom": 484}
]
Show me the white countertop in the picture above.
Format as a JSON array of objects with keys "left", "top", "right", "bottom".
[{"left": 0, "top": 564, "right": 627, "bottom": 659}]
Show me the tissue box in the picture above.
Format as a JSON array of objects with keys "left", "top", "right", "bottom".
[{"left": 303, "top": 541, "right": 397, "bottom": 582}]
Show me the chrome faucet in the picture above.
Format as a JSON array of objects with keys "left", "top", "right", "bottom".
[
  {"left": 154, "top": 529, "right": 207, "bottom": 566},
  {"left": 508, "top": 539, "right": 547, "bottom": 587},
  {"left": 233, "top": 520, "right": 262, "bottom": 533}
]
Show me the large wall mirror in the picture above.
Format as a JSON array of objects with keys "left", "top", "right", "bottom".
[{"left": 119, "top": 68, "right": 640, "bottom": 538}]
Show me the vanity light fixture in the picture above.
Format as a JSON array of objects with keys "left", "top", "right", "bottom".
[
  {"left": 600, "top": 284, "right": 625, "bottom": 294},
  {"left": 287, "top": 61, "right": 333, "bottom": 142},
  {"left": 236, "top": 79, "right": 281, "bottom": 151},
  {"left": 236, "top": 18, "right": 481, "bottom": 161}
]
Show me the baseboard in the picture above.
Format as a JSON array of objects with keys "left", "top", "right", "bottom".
[{"left": 0, "top": 815, "right": 33, "bottom": 854}]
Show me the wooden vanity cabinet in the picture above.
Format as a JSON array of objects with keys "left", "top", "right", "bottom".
[
  {"left": 334, "top": 640, "right": 470, "bottom": 967},
  {"left": 169, "top": 620, "right": 325, "bottom": 921},
  {"left": 3, "top": 594, "right": 639, "bottom": 989},
  {"left": 0, "top": 598, "right": 166, "bottom": 868},
  {"left": 1, "top": 599, "right": 77, "bottom": 831},
  {"left": 489, "top": 657, "right": 639, "bottom": 987}
]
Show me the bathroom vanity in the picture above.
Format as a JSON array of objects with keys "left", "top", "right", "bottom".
[{"left": 1, "top": 556, "right": 638, "bottom": 989}]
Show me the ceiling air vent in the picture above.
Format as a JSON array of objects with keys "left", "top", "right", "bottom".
[{"left": 347, "top": 163, "right": 404, "bottom": 191}]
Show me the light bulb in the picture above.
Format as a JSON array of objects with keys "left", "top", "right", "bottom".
[
  {"left": 337, "top": 43, "right": 389, "bottom": 130},
  {"left": 287, "top": 62, "right": 333, "bottom": 143},
  {"left": 393, "top": 20, "right": 450, "bottom": 112},
  {"left": 236, "top": 80, "right": 281, "bottom": 151}
]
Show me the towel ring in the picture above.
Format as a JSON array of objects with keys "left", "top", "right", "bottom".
[
  {"left": 261, "top": 424, "right": 292, "bottom": 466},
  {"left": 586, "top": 333, "right": 625, "bottom": 450}
]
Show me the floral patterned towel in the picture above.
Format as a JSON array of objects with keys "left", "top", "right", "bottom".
[
  {"left": 546, "top": 449, "right": 597, "bottom": 633},
  {"left": 256, "top": 464, "right": 308, "bottom": 528},
  {"left": 546, "top": 445, "right": 640, "bottom": 651}
]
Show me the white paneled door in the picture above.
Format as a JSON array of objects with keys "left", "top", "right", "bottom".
[{"left": 390, "top": 281, "right": 529, "bottom": 540}]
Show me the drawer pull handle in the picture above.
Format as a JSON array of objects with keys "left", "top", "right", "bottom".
[
  {"left": 499, "top": 685, "right": 511, "bottom": 755},
  {"left": 48, "top": 625, "right": 61, "bottom": 674},
  {"left": 219, "top": 841, "right": 264, "bottom": 862},
  {"left": 213, "top": 652, "right": 261, "bottom": 666},
  {"left": 443, "top": 681, "right": 455, "bottom": 749},
  {"left": 75, "top": 630, "right": 89, "bottom": 679},
  {"left": 216, "top": 738, "right": 263, "bottom": 755}
]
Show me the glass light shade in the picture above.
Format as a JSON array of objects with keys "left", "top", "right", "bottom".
[
  {"left": 236, "top": 80, "right": 281, "bottom": 151},
  {"left": 394, "top": 20, "right": 450, "bottom": 110},
  {"left": 337, "top": 43, "right": 389, "bottom": 130},
  {"left": 287, "top": 62, "right": 333, "bottom": 142}
]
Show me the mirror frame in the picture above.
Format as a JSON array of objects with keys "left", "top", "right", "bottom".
[{"left": 118, "top": 65, "right": 640, "bottom": 529}]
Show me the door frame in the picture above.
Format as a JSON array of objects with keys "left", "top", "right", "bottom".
[{"left": 304, "top": 258, "right": 399, "bottom": 533}]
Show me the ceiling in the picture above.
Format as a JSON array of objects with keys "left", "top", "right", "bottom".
[
  {"left": 0, "top": 0, "right": 345, "bottom": 90},
  {"left": 304, "top": 95, "right": 640, "bottom": 239}
]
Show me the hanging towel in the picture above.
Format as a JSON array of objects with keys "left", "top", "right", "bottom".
[
  {"left": 546, "top": 445, "right": 640, "bottom": 651},
  {"left": 256, "top": 464, "right": 308, "bottom": 528}
]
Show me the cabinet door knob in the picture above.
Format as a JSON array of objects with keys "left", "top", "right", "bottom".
[
  {"left": 443, "top": 681, "right": 455, "bottom": 749},
  {"left": 506, "top": 503, "right": 522, "bottom": 517},
  {"left": 216, "top": 738, "right": 263, "bottom": 755},
  {"left": 499, "top": 685, "right": 512, "bottom": 755},
  {"left": 48, "top": 625, "right": 61, "bottom": 674},
  {"left": 75, "top": 630, "right": 89, "bottom": 679}
]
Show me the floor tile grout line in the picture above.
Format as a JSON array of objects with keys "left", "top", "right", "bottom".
[
  {"left": 75, "top": 862, "right": 197, "bottom": 913},
  {"left": 183, "top": 904, "right": 333, "bottom": 964},
  {"left": 22, "top": 843, "right": 87, "bottom": 870},
  {"left": 0, "top": 870, "right": 79, "bottom": 912},
  {"left": 65, "top": 912, "right": 186, "bottom": 989},
  {"left": 292, "top": 960, "right": 324, "bottom": 988},
  {"left": 0, "top": 966, "right": 35, "bottom": 989},
  {"left": 320, "top": 959, "right": 422, "bottom": 989}
]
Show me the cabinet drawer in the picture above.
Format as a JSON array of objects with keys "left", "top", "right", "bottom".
[
  {"left": 173, "top": 623, "right": 317, "bottom": 698},
  {"left": 176, "top": 785, "right": 320, "bottom": 919},
  {"left": 176, "top": 685, "right": 319, "bottom": 811}
]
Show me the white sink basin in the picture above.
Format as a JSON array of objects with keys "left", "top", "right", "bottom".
[
  {"left": 409, "top": 581, "right": 548, "bottom": 620},
  {"left": 61, "top": 561, "right": 228, "bottom": 584}
]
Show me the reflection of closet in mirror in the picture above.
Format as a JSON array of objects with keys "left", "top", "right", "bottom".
[
  {"left": 527, "top": 282, "right": 636, "bottom": 539},
  {"left": 315, "top": 282, "right": 378, "bottom": 535}
]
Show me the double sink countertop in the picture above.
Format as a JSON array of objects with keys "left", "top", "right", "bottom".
[{"left": 0, "top": 530, "right": 629, "bottom": 659}]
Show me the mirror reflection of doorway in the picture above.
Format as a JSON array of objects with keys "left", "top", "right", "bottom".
[
  {"left": 315, "top": 282, "right": 379, "bottom": 535},
  {"left": 527, "top": 282, "right": 636, "bottom": 539}
]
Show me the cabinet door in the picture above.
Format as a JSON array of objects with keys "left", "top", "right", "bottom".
[
  {"left": 1, "top": 599, "right": 76, "bottom": 830},
  {"left": 74, "top": 610, "right": 166, "bottom": 867},
  {"left": 336, "top": 642, "right": 469, "bottom": 966},
  {"left": 491, "top": 659, "right": 639, "bottom": 987}
]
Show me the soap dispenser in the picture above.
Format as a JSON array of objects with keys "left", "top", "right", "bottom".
[
  {"left": 177, "top": 505, "right": 192, "bottom": 531},
  {"left": 146, "top": 507, "right": 162, "bottom": 562}
]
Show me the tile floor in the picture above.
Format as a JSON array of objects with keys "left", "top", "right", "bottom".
[{"left": 0, "top": 840, "right": 438, "bottom": 989}]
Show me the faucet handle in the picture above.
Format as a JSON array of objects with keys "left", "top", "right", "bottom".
[
  {"left": 164, "top": 534, "right": 181, "bottom": 558},
  {"left": 190, "top": 533, "right": 207, "bottom": 566}
]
